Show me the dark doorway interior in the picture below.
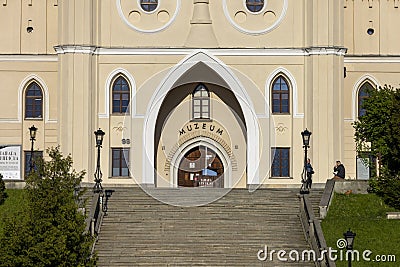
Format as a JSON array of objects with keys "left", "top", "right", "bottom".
[{"left": 178, "top": 145, "right": 224, "bottom": 187}]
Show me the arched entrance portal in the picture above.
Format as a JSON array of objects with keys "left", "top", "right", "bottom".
[
  {"left": 143, "top": 51, "right": 260, "bottom": 187},
  {"left": 178, "top": 145, "right": 224, "bottom": 188},
  {"left": 170, "top": 138, "right": 232, "bottom": 188}
]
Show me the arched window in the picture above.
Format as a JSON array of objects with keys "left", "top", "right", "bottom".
[
  {"left": 246, "top": 0, "right": 264, "bottom": 13},
  {"left": 25, "top": 82, "right": 43, "bottom": 119},
  {"left": 112, "top": 76, "right": 130, "bottom": 114},
  {"left": 358, "top": 82, "right": 374, "bottom": 117},
  {"left": 271, "top": 75, "right": 290, "bottom": 114},
  {"left": 192, "top": 84, "right": 210, "bottom": 120},
  {"left": 140, "top": 0, "right": 158, "bottom": 12}
]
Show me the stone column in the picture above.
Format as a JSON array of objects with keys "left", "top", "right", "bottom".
[
  {"left": 57, "top": 0, "right": 98, "bottom": 183},
  {"left": 304, "top": 0, "right": 345, "bottom": 182}
]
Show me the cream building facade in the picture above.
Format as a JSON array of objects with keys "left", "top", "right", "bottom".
[{"left": 0, "top": 0, "right": 398, "bottom": 188}]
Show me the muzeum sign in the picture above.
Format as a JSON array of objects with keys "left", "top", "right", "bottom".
[{"left": 179, "top": 122, "right": 224, "bottom": 136}]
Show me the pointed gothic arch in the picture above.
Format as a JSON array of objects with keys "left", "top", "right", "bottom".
[
  {"left": 143, "top": 50, "right": 260, "bottom": 186},
  {"left": 101, "top": 68, "right": 137, "bottom": 118},
  {"left": 111, "top": 74, "right": 131, "bottom": 114},
  {"left": 18, "top": 74, "right": 51, "bottom": 123},
  {"left": 265, "top": 67, "right": 301, "bottom": 118},
  {"left": 352, "top": 75, "right": 379, "bottom": 121},
  {"left": 24, "top": 81, "right": 43, "bottom": 119}
]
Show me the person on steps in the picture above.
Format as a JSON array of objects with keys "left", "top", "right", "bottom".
[{"left": 306, "top": 158, "right": 314, "bottom": 189}]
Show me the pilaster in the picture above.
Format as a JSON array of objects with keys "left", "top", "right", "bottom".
[
  {"left": 57, "top": 0, "right": 99, "bottom": 181},
  {"left": 303, "top": 0, "right": 345, "bottom": 181}
]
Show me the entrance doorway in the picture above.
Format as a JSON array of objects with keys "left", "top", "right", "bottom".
[{"left": 178, "top": 145, "right": 224, "bottom": 187}]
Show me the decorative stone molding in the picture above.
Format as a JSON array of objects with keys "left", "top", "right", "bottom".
[
  {"left": 113, "top": 122, "right": 127, "bottom": 134},
  {"left": 54, "top": 46, "right": 348, "bottom": 56},
  {"left": 116, "top": 0, "right": 181, "bottom": 33},
  {"left": 0, "top": 55, "right": 57, "bottom": 62},
  {"left": 275, "top": 123, "right": 288, "bottom": 134},
  {"left": 54, "top": 45, "right": 96, "bottom": 54},
  {"left": 223, "top": 0, "right": 288, "bottom": 35},
  {"left": 345, "top": 57, "right": 400, "bottom": 63},
  {"left": 164, "top": 131, "right": 238, "bottom": 173},
  {"left": 305, "top": 47, "right": 347, "bottom": 56}
]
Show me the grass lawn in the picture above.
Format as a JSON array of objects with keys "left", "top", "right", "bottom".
[
  {"left": 0, "top": 189, "right": 27, "bottom": 238},
  {"left": 321, "top": 193, "right": 400, "bottom": 267}
]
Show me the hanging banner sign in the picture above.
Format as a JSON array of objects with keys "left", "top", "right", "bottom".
[{"left": 0, "top": 145, "right": 22, "bottom": 180}]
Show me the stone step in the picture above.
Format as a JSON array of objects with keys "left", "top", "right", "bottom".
[
  {"left": 93, "top": 188, "right": 315, "bottom": 266},
  {"left": 307, "top": 189, "right": 324, "bottom": 218}
]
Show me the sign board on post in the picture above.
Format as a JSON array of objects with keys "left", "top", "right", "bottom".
[
  {"left": 0, "top": 145, "right": 22, "bottom": 180},
  {"left": 356, "top": 157, "right": 370, "bottom": 180}
]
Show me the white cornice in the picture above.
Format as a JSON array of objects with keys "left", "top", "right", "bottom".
[
  {"left": 345, "top": 57, "right": 400, "bottom": 63},
  {"left": 0, "top": 47, "right": 348, "bottom": 60},
  {"left": 305, "top": 47, "right": 347, "bottom": 56},
  {"left": 0, "top": 55, "right": 58, "bottom": 62},
  {"left": 96, "top": 48, "right": 307, "bottom": 56},
  {"left": 54, "top": 45, "right": 97, "bottom": 55},
  {"left": 53, "top": 46, "right": 348, "bottom": 57}
]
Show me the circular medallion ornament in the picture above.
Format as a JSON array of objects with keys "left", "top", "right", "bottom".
[
  {"left": 116, "top": 0, "right": 180, "bottom": 33},
  {"left": 223, "top": 0, "right": 288, "bottom": 35}
]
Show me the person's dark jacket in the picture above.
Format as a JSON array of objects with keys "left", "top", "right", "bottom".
[
  {"left": 306, "top": 163, "right": 314, "bottom": 178},
  {"left": 334, "top": 164, "right": 345, "bottom": 178}
]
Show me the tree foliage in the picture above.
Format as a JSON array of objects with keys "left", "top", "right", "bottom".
[
  {"left": 353, "top": 84, "right": 400, "bottom": 210},
  {"left": 0, "top": 173, "right": 6, "bottom": 205},
  {"left": 0, "top": 147, "right": 96, "bottom": 266}
]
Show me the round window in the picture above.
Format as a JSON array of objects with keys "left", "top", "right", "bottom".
[
  {"left": 140, "top": 0, "right": 158, "bottom": 13},
  {"left": 245, "top": 0, "right": 264, "bottom": 13}
]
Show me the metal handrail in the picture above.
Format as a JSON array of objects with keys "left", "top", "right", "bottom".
[
  {"left": 84, "top": 191, "right": 106, "bottom": 259},
  {"left": 299, "top": 193, "right": 336, "bottom": 267},
  {"left": 85, "top": 192, "right": 104, "bottom": 236},
  {"left": 319, "top": 179, "right": 336, "bottom": 219}
]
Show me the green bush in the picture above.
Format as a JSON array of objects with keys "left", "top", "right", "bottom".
[
  {"left": 353, "top": 85, "right": 400, "bottom": 210},
  {"left": 369, "top": 170, "right": 400, "bottom": 210},
  {"left": 0, "top": 147, "right": 96, "bottom": 266},
  {"left": 0, "top": 173, "right": 6, "bottom": 205}
]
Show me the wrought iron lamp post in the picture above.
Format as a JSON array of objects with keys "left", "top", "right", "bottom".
[
  {"left": 93, "top": 128, "right": 105, "bottom": 193},
  {"left": 300, "top": 128, "right": 312, "bottom": 194},
  {"left": 29, "top": 125, "right": 38, "bottom": 172},
  {"left": 344, "top": 229, "right": 356, "bottom": 267}
]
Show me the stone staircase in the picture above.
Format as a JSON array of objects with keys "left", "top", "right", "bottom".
[
  {"left": 94, "top": 188, "right": 317, "bottom": 266},
  {"left": 308, "top": 188, "right": 324, "bottom": 218}
]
